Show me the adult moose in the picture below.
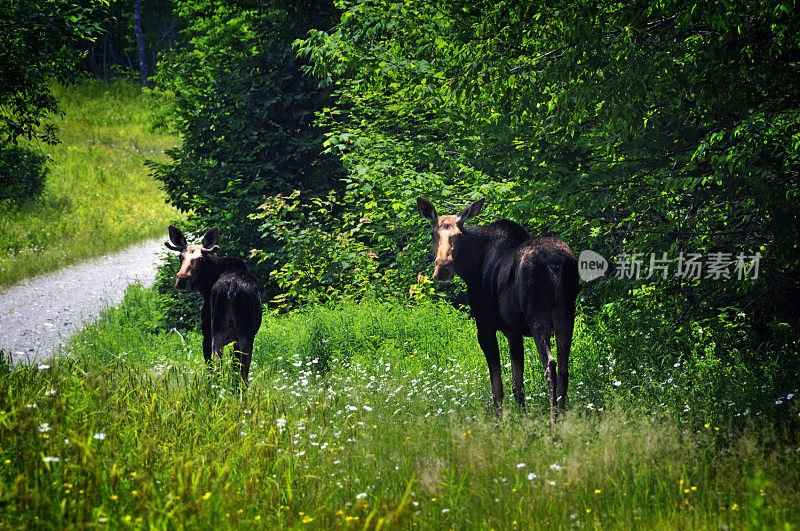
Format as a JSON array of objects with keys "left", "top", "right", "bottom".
[
  {"left": 417, "top": 197, "right": 578, "bottom": 424},
  {"left": 165, "top": 226, "right": 262, "bottom": 392}
]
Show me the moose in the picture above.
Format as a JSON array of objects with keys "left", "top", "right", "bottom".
[
  {"left": 165, "top": 226, "right": 262, "bottom": 391},
  {"left": 417, "top": 197, "right": 579, "bottom": 424}
]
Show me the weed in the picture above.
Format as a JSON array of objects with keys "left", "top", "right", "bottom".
[{"left": 1, "top": 290, "right": 797, "bottom": 527}]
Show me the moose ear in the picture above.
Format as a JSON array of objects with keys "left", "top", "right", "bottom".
[
  {"left": 457, "top": 198, "right": 485, "bottom": 224},
  {"left": 201, "top": 227, "right": 219, "bottom": 249},
  {"left": 417, "top": 197, "right": 438, "bottom": 224},
  {"left": 166, "top": 225, "right": 188, "bottom": 252}
]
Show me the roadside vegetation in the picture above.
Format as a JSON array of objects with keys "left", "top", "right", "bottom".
[
  {"left": 1, "top": 287, "right": 797, "bottom": 528},
  {"left": 0, "top": 80, "right": 178, "bottom": 289}
]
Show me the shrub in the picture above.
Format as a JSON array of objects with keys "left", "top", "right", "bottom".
[{"left": 0, "top": 145, "right": 48, "bottom": 202}]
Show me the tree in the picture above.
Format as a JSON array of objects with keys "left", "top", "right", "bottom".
[
  {"left": 0, "top": 0, "right": 103, "bottom": 203},
  {"left": 0, "top": 0, "right": 103, "bottom": 147},
  {"left": 150, "top": 0, "right": 343, "bottom": 317},
  {"left": 132, "top": 0, "right": 150, "bottom": 86}
]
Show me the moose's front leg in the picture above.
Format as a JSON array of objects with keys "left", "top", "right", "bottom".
[
  {"left": 201, "top": 306, "right": 214, "bottom": 372},
  {"left": 476, "top": 322, "right": 504, "bottom": 417},
  {"left": 202, "top": 334, "right": 213, "bottom": 370}
]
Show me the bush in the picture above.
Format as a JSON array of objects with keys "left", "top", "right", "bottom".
[
  {"left": 0, "top": 145, "right": 48, "bottom": 202},
  {"left": 150, "top": 1, "right": 343, "bottom": 306}
]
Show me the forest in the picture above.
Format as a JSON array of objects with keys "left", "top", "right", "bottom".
[
  {"left": 1, "top": 0, "right": 799, "bottom": 527},
  {"left": 150, "top": 0, "right": 799, "bottom": 419}
]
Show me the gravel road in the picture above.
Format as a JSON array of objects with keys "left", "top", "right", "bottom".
[{"left": 0, "top": 238, "right": 167, "bottom": 366}]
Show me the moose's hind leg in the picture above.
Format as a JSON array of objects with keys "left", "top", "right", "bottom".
[
  {"left": 553, "top": 308, "right": 574, "bottom": 415},
  {"left": 231, "top": 338, "right": 254, "bottom": 393},
  {"left": 530, "top": 320, "right": 558, "bottom": 425}
]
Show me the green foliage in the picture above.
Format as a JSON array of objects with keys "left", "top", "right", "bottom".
[
  {"left": 252, "top": 190, "right": 394, "bottom": 309},
  {"left": 0, "top": 144, "right": 48, "bottom": 201},
  {"left": 150, "top": 0, "right": 343, "bottom": 302},
  {"left": 0, "top": 79, "right": 179, "bottom": 288},
  {"left": 0, "top": 0, "right": 104, "bottom": 146},
  {"left": 283, "top": 0, "right": 800, "bottom": 399}
]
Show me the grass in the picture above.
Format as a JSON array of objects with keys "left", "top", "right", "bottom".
[
  {"left": 1, "top": 287, "right": 797, "bottom": 528},
  {"left": 0, "top": 79, "right": 179, "bottom": 289}
]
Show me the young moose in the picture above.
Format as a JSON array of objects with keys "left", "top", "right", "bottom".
[
  {"left": 417, "top": 197, "right": 579, "bottom": 424},
  {"left": 165, "top": 226, "right": 262, "bottom": 391}
]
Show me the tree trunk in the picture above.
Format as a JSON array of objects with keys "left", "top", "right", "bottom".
[{"left": 133, "top": 0, "right": 149, "bottom": 87}]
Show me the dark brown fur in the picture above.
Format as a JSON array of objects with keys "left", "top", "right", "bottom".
[
  {"left": 417, "top": 198, "right": 579, "bottom": 423},
  {"left": 166, "top": 226, "right": 262, "bottom": 391}
]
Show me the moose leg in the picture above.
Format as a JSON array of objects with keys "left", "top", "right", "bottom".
[
  {"left": 553, "top": 309, "right": 574, "bottom": 415},
  {"left": 201, "top": 305, "right": 214, "bottom": 374},
  {"left": 210, "top": 335, "right": 224, "bottom": 381},
  {"left": 202, "top": 334, "right": 213, "bottom": 372},
  {"left": 531, "top": 321, "right": 558, "bottom": 425},
  {"left": 505, "top": 333, "right": 526, "bottom": 413},
  {"left": 231, "top": 342, "right": 242, "bottom": 390},
  {"left": 476, "top": 324, "right": 504, "bottom": 417},
  {"left": 231, "top": 338, "right": 254, "bottom": 393}
]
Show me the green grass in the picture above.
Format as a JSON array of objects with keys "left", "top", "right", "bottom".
[
  {"left": 1, "top": 289, "right": 797, "bottom": 528},
  {"left": 0, "top": 79, "right": 179, "bottom": 289}
]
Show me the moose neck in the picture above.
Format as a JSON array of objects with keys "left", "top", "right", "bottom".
[
  {"left": 195, "top": 254, "right": 226, "bottom": 299},
  {"left": 453, "top": 224, "right": 492, "bottom": 286}
]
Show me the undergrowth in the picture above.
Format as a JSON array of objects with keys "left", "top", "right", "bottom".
[{"left": 0, "top": 287, "right": 798, "bottom": 528}]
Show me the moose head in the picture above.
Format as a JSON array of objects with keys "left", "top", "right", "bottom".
[
  {"left": 416, "top": 197, "right": 485, "bottom": 283},
  {"left": 165, "top": 226, "right": 221, "bottom": 293}
]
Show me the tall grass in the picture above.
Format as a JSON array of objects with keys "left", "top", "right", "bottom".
[
  {"left": 0, "top": 79, "right": 179, "bottom": 289},
  {"left": 0, "top": 289, "right": 797, "bottom": 528}
]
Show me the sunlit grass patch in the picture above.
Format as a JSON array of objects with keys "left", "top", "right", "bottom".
[
  {"left": 1, "top": 292, "right": 796, "bottom": 527},
  {"left": 0, "top": 79, "right": 179, "bottom": 289}
]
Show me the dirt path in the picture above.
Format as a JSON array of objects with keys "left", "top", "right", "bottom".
[{"left": 0, "top": 239, "right": 167, "bottom": 366}]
